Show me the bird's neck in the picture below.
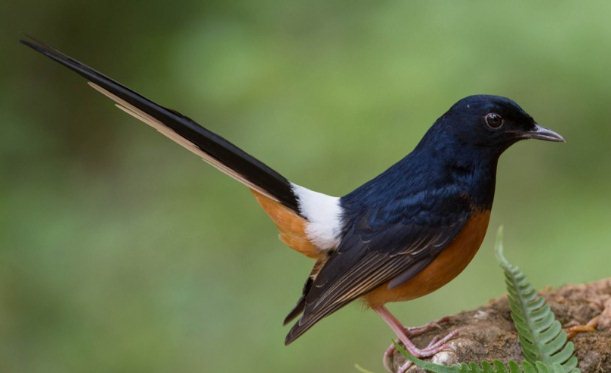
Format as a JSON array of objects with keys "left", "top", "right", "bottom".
[
  {"left": 413, "top": 138, "right": 500, "bottom": 209},
  {"left": 445, "top": 153, "right": 498, "bottom": 209}
]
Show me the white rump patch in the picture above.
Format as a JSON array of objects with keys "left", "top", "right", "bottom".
[{"left": 292, "top": 184, "right": 343, "bottom": 250}]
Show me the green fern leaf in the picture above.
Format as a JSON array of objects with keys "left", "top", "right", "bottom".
[{"left": 494, "top": 227, "right": 579, "bottom": 373}]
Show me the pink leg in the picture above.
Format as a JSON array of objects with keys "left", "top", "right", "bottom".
[{"left": 375, "top": 306, "right": 458, "bottom": 372}]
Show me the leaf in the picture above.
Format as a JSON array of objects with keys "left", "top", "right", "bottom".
[{"left": 495, "top": 227, "right": 580, "bottom": 373}]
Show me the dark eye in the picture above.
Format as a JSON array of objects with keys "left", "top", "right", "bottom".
[{"left": 484, "top": 113, "right": 504, "bottom": 129}]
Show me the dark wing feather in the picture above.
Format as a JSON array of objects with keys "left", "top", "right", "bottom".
[{"left": 285, "top": 187, "right": 471, "bottom": 344}]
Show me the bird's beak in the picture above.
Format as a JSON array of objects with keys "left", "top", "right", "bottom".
[{"left": 523, "top": 124, "right": 565, "bottom": 142}]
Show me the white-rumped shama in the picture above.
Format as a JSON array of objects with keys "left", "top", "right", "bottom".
[{"left": 21, "top": 37, "right": 564, "bottom": 365}]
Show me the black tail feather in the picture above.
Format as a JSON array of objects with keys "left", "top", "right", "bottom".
[{"left": 21, "top": 36, "right": 300, "bottom": 212}]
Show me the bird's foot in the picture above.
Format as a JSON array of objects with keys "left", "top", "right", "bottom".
[
  {"left": 383, "top": 329, "right": 458, "bottom": 372},
  {"left": 403, "top": 316, "right": 450, "bottom": 336},
  {"left": 375, "top": 307, "right": 457, "bottom": 372}
]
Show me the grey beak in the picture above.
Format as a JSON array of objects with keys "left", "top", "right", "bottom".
[{"left": 524, "top": 124, "right": 565, "bottom": 142}]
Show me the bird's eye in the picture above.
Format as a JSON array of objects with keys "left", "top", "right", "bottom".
[{"left": 484, "top": 113, "right": 504, "bottom": 129}]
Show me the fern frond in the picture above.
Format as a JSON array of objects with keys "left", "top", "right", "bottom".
[{"left": 494, "top": 227, "right": 579, "bottom": 373}]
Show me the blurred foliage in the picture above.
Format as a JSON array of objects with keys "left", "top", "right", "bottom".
[{"left": 1, "top": 1, "right": 610, "bottom": 372}]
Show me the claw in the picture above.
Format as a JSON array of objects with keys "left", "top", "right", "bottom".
[
  {"left": 397, "top": 360, "right": 414, "bottom": 373},
  {"left": 422, "top": 330, "right": 458, "bottom": 352},
  {"left": 383, "top": 344, "right": 396, "bottom": 372}
]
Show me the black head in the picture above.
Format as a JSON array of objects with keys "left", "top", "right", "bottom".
[{"left": 429, "top": 95, "right": 564, "bottom": 156}]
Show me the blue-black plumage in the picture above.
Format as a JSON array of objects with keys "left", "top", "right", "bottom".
[
  {"left": 21, "top": 37, "right": 565, "bottom": 361},
  {"left": 285, "top": 95, "right": 564, "bottom": 345}
]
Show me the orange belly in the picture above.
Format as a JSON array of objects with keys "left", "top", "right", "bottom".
[{"left": 363, "top": 210, "right": 491, "bottom": 308}]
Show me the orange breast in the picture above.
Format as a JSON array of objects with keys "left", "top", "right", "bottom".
[{"left": 363, "top": 210, "right": 491, "bottom": 308}]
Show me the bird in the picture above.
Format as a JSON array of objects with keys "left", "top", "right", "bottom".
[{"left": 22, "top": 37, "right": 564, "bottom": 366}]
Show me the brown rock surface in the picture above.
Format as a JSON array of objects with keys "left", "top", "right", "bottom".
[{"left": 387, "top": 278, "right": 611, "bottom": 373}]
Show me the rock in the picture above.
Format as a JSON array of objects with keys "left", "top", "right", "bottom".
[{"left": 386, "top": 278, "right": 611, "bottom": 373}]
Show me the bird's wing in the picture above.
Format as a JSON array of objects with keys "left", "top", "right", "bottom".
[{"left": 285, "top": 191, "right": 471, "bottom": 343}]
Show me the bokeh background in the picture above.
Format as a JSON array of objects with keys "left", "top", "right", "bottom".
[{"left": 1, "top": 2, "right": 610, "bottom": 372}]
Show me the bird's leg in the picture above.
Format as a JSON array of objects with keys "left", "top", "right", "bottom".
[
  {"left": 382, "top": 315, "right": 452, "bottom": 368},
  {"left": 375, "top": 306, "right": 457, "bottom": 373}
]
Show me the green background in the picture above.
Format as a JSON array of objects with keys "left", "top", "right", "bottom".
[{"left": 1, "top": 2, "right": 609, "bottom": 372}]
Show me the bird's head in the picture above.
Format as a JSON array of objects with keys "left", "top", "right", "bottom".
[{"left": 430, "top": 95, "right": 564, "bottom": 157}]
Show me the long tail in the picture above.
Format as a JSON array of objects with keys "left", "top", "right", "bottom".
[
  {"left": 21, "top": 37, "right": 300, "bottom": 212},
  {"left": 23, "top": 37, "right": 351, "bottom": 344},
  {"left": 22, "top": 37, "right": 344, "bottom": 261}
]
